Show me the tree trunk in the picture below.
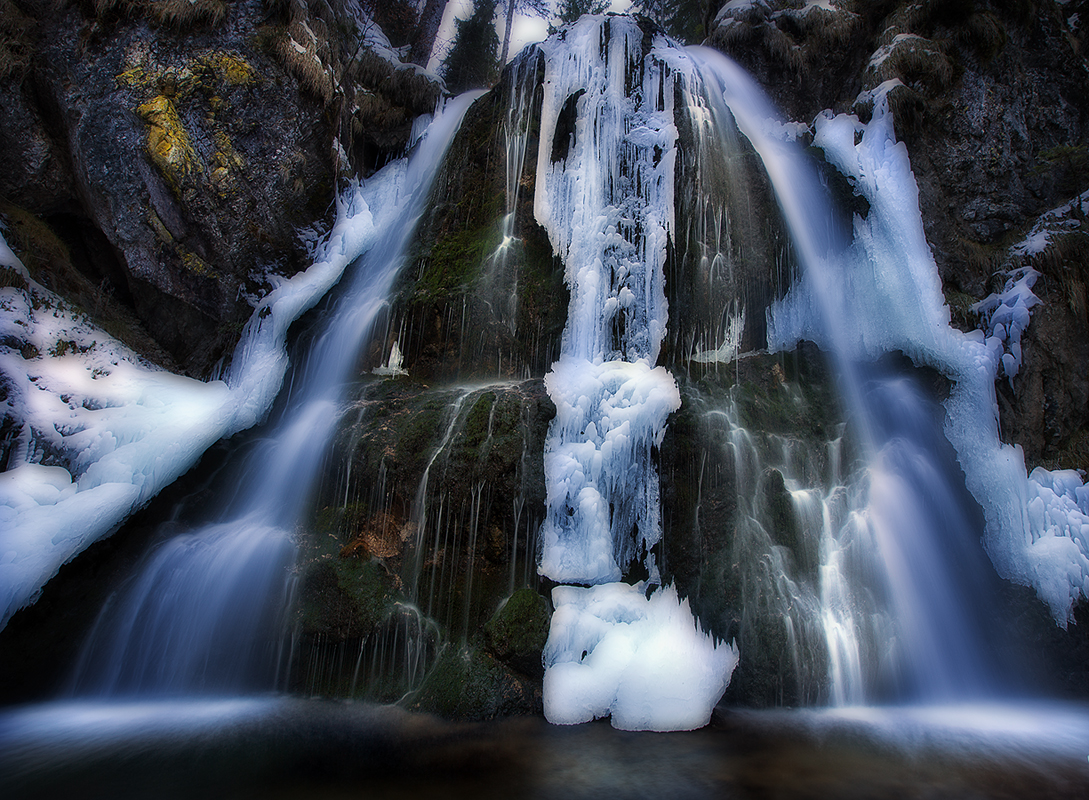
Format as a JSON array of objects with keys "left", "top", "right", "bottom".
[
  {"left": 409, "top": 0, "right": 450, "bottom": 67},
  {"left": 499, "top": 0, "right": 516, "bottom": 66}
]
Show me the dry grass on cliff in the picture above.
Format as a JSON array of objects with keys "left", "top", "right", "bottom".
[
  {"left": 870, "top": 34, "right": 956, "bottom": 96},
  {"left": 274, "top": 25, "right": 334, "bottom": 103},
  {"left": 713, "top": 3, "right": 860, "bottom": 77},
  {"left": 959, "top": 12, "right": 1007, "bottom": 62},
  {"left": 0, "top": 0, "right": 35, "bottom": 81},
  {"left": 93, "top": 0, "right": 229, "bottom": 28},
  {"left": 1032, "top": 231, "right": 1089, "bottom": 324}
]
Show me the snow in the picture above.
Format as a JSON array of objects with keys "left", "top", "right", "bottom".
[
  {"left": 714, "top": 0, "right": 770, "bottom": 27},
  {"left": 355, "top": 8, "right": 444, "bottom": 84},
  {"left": 868, "top": 34, "right": 928, "bottom": 69},
  {"left": 854, "top": 77, "right": 905, "bottom": 110},
  {"left": 1009, "top": 189, "right": 1089, "bottom": 257}
]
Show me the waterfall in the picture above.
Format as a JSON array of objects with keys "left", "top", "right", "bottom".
[
  {"left": 69, "top": 92, "right": 481, "bottom": 697},
  {"left": 533, "top": 16, "right": 1035, "bottom": 724},
  {"left": 9, "top": 11, "right": 1085, "bottom": 728},
  {"left": 689, "top": 47, "right": 1030, "bottom": 702}
]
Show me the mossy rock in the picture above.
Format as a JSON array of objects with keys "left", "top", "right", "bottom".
[
  {"left": 294, "top": 518, "right": 400, "bottom": 641},
  {"left": 408, "top": 644, "right": 542, "bottom": 721},
  {"left": 484, "top": 587, "right": 551, "bottom": 678}
]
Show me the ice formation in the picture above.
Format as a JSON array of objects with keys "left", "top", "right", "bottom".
[
  {"left": 0, "top": 95, "right": 475, "bottom": 631},
  {"left": 544, "top": 583, "right": 738, "bottom": 731},
  {"left": 534, "top": 16, "right": 736, "bottom": 730},
  {"left": 534, "top": 14, "right": 681, "bottom": 584}
]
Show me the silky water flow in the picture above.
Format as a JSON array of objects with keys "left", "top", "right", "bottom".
[{"left": 67, "top": 93, "right": 481, "bottom": 697}]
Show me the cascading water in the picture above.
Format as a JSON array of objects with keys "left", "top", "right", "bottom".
[
  {"left": 68, "top": 92, "right": 480, "bottom": 696},
  {"left": 526, "top": 15, "right": 1032, "bottom": 724},
  {"left": 479, "top": 54, "right": 540, "bottom": 339},
  {"left": 688, "top": 46, "right": 1016, "bottom": 703},
  {"left": 7, "top": 13, "right": 1089, "bottom": 798}
]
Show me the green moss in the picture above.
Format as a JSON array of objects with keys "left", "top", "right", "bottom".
[
  {"left": 295, "top": 515, "right": 400, "bottom": 641},
  {"left": 415, "top": 223, "right": 503, "bottom": 303},
  {"left": 408, "top": 644, "right": 539, "bottom": 720},
  {"left": 450, "top": 392, "right": 496, "bottom": 467},
  {"left": 484, "top": 587, "right": 550, "bottom": 677},
  {"left": 399, "top": 400, "right": 449, "bottom": 471}
]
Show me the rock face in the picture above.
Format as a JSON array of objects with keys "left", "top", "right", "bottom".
[
  {"left": 0, "top": 0, "right": 441, "bottom": 375},
  {"left": 387, "top": 49, "right": 571, "bottom": 384}
]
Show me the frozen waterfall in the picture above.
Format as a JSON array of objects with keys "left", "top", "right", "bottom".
[{"left": 534, "top": 16, "right": 738, "bottom": 731}]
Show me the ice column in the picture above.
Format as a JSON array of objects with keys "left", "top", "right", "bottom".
[{"left": 534, "top": 16, "right": 736, "bottom": 731}]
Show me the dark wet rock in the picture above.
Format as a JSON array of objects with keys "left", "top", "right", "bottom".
[
  {"left": 660, "top": 343, "right": 845, "bottom": 707},
  {"left": 407, "top": 644, "right": 543, "bottom": 720},
  {"left": 708, "top": 1, "right": 1089, "bottom": 294},
  {"left": 484, "top": 585, "right": 550, "bottom": 678},
  {"left": 389, "top": 49, "right": 571, "bottom": 383},
  {"left": 286, "top": 377, "right": 554, "bottom": 707},
  {"left": 994, "top": 224, "right": 1089, "bottom": 474}
]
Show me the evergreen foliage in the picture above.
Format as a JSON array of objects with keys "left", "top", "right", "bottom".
[
  {"left": 550, "top": 0, "right": 610, "bottom": 32},
  {"left": 633, "top": 0, "right": 710, "bottom": 44},
  {"left": 442, "top": 0, "right": 500, "bottom": 93}
]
